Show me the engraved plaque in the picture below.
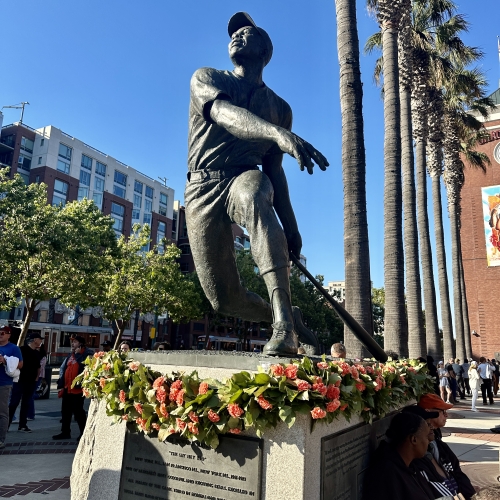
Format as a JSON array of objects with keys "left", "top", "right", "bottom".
[
  {"left": 321, "top": 414, "right": 395, "bottom": 500},
  {"left": 119, "top": 431, "right": 262, "bottom": 499}
]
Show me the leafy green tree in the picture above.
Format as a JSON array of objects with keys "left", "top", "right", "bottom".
[
  {"left": 0, "top": 170, "right": 118, "bottom": 345},
  {"left": 96, "top": 225, "right": 204, "bottom": 349}
]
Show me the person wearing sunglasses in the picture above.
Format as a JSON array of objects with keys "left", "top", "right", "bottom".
[
  {"left": 0, "top": 326, "right": 23, "bottom": 449},
  {"left": 418, "top": 393, "right": 475, "bottom": 499}
]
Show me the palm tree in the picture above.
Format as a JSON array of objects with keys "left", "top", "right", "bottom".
[
  {"left": 368, "top": 0, "right": 408, "bottom": 356},
  {"left": 334, "top": 0, "right": 374, "bottom": 357}
]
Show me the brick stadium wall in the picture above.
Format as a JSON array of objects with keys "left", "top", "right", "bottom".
[{"left": 461, "top": 118, "right": 500, "bottom": 359}]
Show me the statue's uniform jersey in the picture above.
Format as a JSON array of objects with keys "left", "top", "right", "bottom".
[{"left": 188, "top": 67, "right": 292, "bottom": 172}]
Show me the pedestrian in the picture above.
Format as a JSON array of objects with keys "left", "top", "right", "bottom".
[
  {"left": 8, "top": 333, "right": 42, "bottom": 433},
  {"left": 0, "top": 326, "right": 23, "bottom": 449},
  {"left": 331, "top": 343, "right": 347, "bottom": 359},
  {"left": 53, "top": 335, "right": 92, "bottom": 440},
  {"left": 446, "top": 358, "right": 458, "bottom": 403},
  {"left": 477, "top": 357, "right": 494, "bottom": 405},
  {"left": 491, "top": 359, "right": 499, "bottom": 396},
  {"left": 462, "top": 358, "right": 471, "bottom": 396},
  {"left": 417, "top": 393, "right": 475, "bottom": 499},
  {"left": 453, "top": 358, "right": 465, "bottom": 399},
  {"left": 100, "top": 340, "right": 112, "bottom": 353},
  {"left": 28, "top": 344, "right": 47, "bottom": 420},
  {"left": 468, "top": 361, "right": 481, "bottom": 412},
  {"left": 119, "top": 341, "right": 132, "bottom": 353},
  {"left": 437, "top": 361, "right": 452, "bottom": 404}
]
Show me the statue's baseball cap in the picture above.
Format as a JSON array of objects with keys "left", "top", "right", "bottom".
[
  {"left": 228, "top": 12, "right": 273, "bottom": 66},
  {"left": 418, "top": 393, "right": 453, "bottom": 410}
]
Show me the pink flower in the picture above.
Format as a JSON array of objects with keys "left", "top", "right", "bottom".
[
  {"left": 365, "top": 366, "right": 374, "bottom": 374},
  {"left": 271, "top": 364, "right": 285, "bottom": 377},
  {"left": 340, "top": 403, "right": 348, "bottom": 411},
  {"left": 171, "top": 380, "right": 183, "bottom": 390},
  {"left": 350, "top": 366, "right": 360, "bottom": 381},
  {"left": 338, "top": 362, "right": 351, "bottom": 376},
  {"left": 136, "top": 417, "right": 147, "bottom": 430},
  {"left": 312, "top": 382, "right": 327, "bottom": 396},
  {"left": 99, "top": 378, "right": 106, "bottom": 388},
  {"left": 159, "top": 403, "right": 169, "bottom": 418},
  {"left": 408, "top": 367, "right": 417, "bottom": 374},
  {"left": 374, "top": 376, "right": 385, "bottom": 392},
  {"left": 256, "top": 395, "right": 273, "bottom": 410},
  {"left": 297, "top": 380, "right": 311, "bottom": 392},
  {"left": 156, "top": 387, "right": 167, "bottom": 403},
  {"left": 229, "top": 428, "right": 241, "bottom": 434},
  {"left": 326, "top": 400, "right": 341, "bottom": 413},
  {"left": 335, "top": 379, "right": 341, "bottom": 387},
  {"left": 355, "top": 382, "right": 366, "bottom": 392},
  {"left": 317, "top": 361, "right": 329, "bottom": 370},
  {"left": 94, "top": 351, "right": 105, "bottom": 358},
  {"left": 103, "top": 363, "right": 111, "bottom": 371},
  {"left": 284, "top": 364, "right": 298, "bottom": 380},
  {"left": 310, "top": 407, "right": 327, "bottom": 419},
  {"left": 363, "top": 407, "right": 371, "bottom": 412},
  {"left": 188, "top": 422, "right": 199, "bottom": 435},
  {"left": 129, "top": 361, "right": 140, "bottom": 371},
  {"left": 207, "top": 410, "right": 220, "bottom": 423},
  {"left": 169, "top": 380, "right": 183, "bottom": 402},
  {"left": 356, "top": 364, "right": 367, "bottom": 375},
  {"left": 399, "top": 376, "right": 406, "bottom": 384},
  {"left": 134, "top": 402, "right": 143, "bottom": 414},
  {"left": 188, "top": 411, "right": 200, "bottom": 423},
  {"left": 121, "top": 414, "right": 128, "bottom": 421},
  {"left": 227, "top": 403, "right": 244, "bottom": 418},
  {"left": 83, "top": 388, "right": 90, "bottom": 397},
  {"left": 119, "top": 390, "right": 126, "bottom": 403},
  {"left": 176, "top": 418, "right": 187, "bottom": 431},
  {"left": 199, "top": 382, "right": 209, "bottom": 394},
  {"left": 153, "top": 376, "right": 165, "bottom": 389},
  {"left": 152, "top": 423, "right": 160, "bottom": 431},
  {"left": 175, "top": 389, "right": 185, "bottom": 406},
  {"left": 326, "top": 385, "right": 340, "bottom": 400}
]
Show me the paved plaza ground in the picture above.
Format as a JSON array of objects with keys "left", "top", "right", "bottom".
[{"left": 1, "top": 376, "right": 499, "bottom": 498}]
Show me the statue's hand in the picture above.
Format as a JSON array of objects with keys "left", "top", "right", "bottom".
[
  {"left": 275, "top": 130, "right": 329, "bottom": 175},
  {"left": 286, "top": 231, "right": 302, "bottom": 260}
]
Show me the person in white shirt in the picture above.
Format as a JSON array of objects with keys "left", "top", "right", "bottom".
[
  {"left": 477, "top": 357, "right": 494, "bottom": 405},
  {"left": 468, "top": 361, "right": 481, "bottom": 411}
]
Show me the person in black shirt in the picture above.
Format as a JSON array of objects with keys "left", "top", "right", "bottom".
[{"left": 8, "top": 333, "right": 42, "bottom": 432}]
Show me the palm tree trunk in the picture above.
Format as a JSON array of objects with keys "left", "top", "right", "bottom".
[
  {"left": 399, "top": 0, "right": 424, "bottom": 358},
  {"left": 380, "top": 7, "right": 407, "bottom": 355},
  {"left": 459, "top": 242, "right": 472, "bottom": 360},
  {"left": 430, "top": 174, "right": 453, "bottom": 361},
  {"left": 335, "top": 0, "right": 373, "bottom": 357}
]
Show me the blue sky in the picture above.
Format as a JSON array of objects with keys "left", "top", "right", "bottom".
[{"left": 1, "top": 1, "right": 498, "bottom": 300}]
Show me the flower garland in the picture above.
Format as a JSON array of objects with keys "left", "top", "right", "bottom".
[{"left": 76, "top": 352, "right": 434, "bottom": 449}]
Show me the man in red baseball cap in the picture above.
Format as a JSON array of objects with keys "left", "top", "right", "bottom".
[{"left": 418, "top": 393, "right": 475, "bottom": 499}]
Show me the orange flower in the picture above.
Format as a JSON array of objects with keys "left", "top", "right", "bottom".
[
  {"left": 188, "top": 411, "right": 200, "bottom": 423},
  {"left": 176, "top": 418, "right": 187, "bottom": 431},
  {"left": 175, "top": 389, "right": 185, "bottom": 406},
  {"left": 271, "top": 364, "right": 285, "bottom": 377},
  {"left": 188, "top": 422, "right": 199, "bottom": 435},
  {"left": 227, "top": 403, "right": 244, "bottom": 418},
  {"left": 229, "top": 428, "right": 241, "bottom": 434},
  {"left": 156, "top": 387, "right": 167, "bottom": 403},
  {"left": 296, "top": 380, "right": 311, "bottom": 392},
  {"left": 310, "top": 407, "right": 327, "bottom": 419},
  {"left": 134, "top": 402, "right": 143, "bottom": 414},
  {"left": 153, "top": 376, "right": 165, "bottom": 389},
  {"left": 119, "top": 390, "right": 126, "bottom": 403},
  {"left": 99, "top": 378, "right": 106, "bottom": 388},
  {"left": 317, "top": 361, "right": 329, "bottom": 370},
  {"left": 326, "top": 385, "right": 340, "bottom": 400},
  {"left": 199, "top": 382, "right": 209, "bottom": 394},
  {"left": 207, "top": 410, "right": 220, "bottom": 423},
  {"left": 256, "top": 395, "right": 273, "bottom": 410},
  {"left": 326, "top": 400, "right": 341, "bottom": 413},
  {"left": 159, "top": 403, "right": 169, "bottom": 418},
  {"left": 284, "top": 364, "right": 298, "bottom": 379}
]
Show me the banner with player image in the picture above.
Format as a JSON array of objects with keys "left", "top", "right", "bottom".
[{"left": 482, "top": 185, "right": 500, "bottom": 267}]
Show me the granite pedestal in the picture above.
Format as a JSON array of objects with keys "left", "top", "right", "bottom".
[{"left": 71, "top": 352, "right": 397, "bottom": 500}]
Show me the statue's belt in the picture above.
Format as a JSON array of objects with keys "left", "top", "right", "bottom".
[{"left": 187, "top": 165, "right": 258, "bottom": 182}]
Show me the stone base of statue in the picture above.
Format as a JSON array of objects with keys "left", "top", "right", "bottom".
[{"left": 70, "top": 352, "right": 398, "bottom": 500}]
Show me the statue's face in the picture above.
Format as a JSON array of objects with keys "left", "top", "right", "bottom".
[{"left": 229, "top": 26, "right": 265, "bottom": 63}]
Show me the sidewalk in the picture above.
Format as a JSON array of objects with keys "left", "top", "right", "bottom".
[{"left": 442, "top": 396, "right": 500, "bottom": 491}]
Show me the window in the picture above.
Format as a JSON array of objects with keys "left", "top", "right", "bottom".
[
  {"left": 111, "top": 202, "right": 125, "bottom": 217},
  {"left": 145, "top": 185, "right": 153, "bottom": 198},
  {"left": 180, "top": 262, "right": 190, "bottom": 273},
  {"left": 134, "top": 180, "right": 143, "bottom": 194},
  {"left": 94, "top": 177, "right": 104, "bottom": 192},
  {"left": 81, "top": 154, "right": 93, "bottom": 170},
  {"left": 57, "top": 159, "right": 70, "bottom": 174},
  {"left": 145, "top": 199, "right": 152, "bottom": 213},
  {"left": 112, "top": 218, "right": 123, "bottom": 232},
  {"left": 95, "top": 161, "right": 106, "bottom": 176},
  {"left": 180, "top": 244, "right": 191, "bottom": 255},
  {"left": 157, "top": 221, "right": 166, "bottom": 253},
  {"left": 113, "top": 185, "right": 126, "bottom": 198},
  {"left": 171, "top": 211, "right": 177, "bottom": 239},
  {"left": 21, "top": 137, "right": 34, "bottom": 153},
  {"left": 40, "top": 138, "right": 45, "bottom": 146},
  {"left": 158, "top": 221, "right": 166, "bottom": 233},
  {"left": 80, "top": 170, "right": 91, "bottom": 186},
  {"left": 114, "top": 170, "right": 127, "bottom": 186},
  {"left": 78, "top": 187, "right": 89, "bottom": 201},
  {"left": 59, "top": 143, "right": 72, "bottom": 161},
  {"left": 53, "top": 179, "right": 68, "bottom": 206},
  {"left": 159, "top": 192, "right": 168, "bottom": 216},
  {"left": 17, "top": 155, "right": 31, "bottom": 171},
  {"left": 35, "top": 175, "right": 40, "bottom": 184},
  {"left": 132, "top": 209, "right": 140, "bottom": 220},
  {"left": 143, "top": 213, "right": 152, "bottom": 225},
  {"left": 38, "top": 156, "right": 42, "bottom": 165},
  {"left": 93, "top": 193, "right": 103, "bottom": 209},
  {"left": 133, "top": 194, "right": 142, "bottom": 209}
]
